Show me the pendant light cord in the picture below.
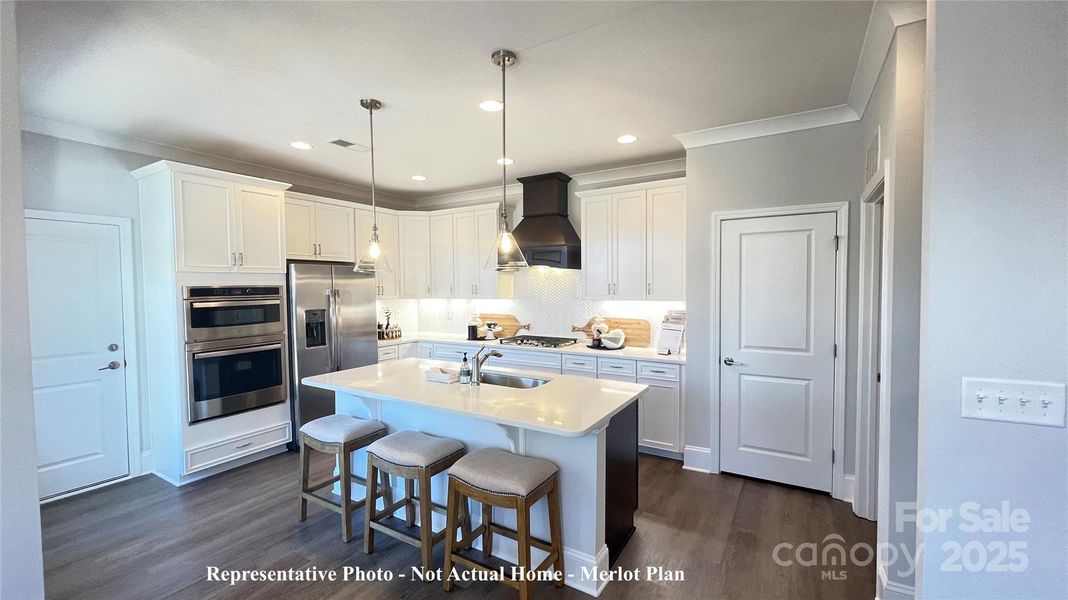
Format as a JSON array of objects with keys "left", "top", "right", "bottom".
[
  {"left": 369, "top": 105, "right": 378, "bottom": 236},
  {"left": 500, "top": 54, "right": 507, "bottom": 233}
]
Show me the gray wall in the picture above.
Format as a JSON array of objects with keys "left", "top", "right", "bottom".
[
  {"left": 683, "top": 122, "right": 863, "bottom": 468},
  {"left": 0, "top": 3, "right": 46, "bottom": 597},
  {"left": 917, "top": 2, "right": 1067, "bottom": 598}
]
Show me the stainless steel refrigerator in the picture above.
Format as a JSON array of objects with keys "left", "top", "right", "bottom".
[{"left": 287, "top": 263, "right": 377, "bottom": 446}]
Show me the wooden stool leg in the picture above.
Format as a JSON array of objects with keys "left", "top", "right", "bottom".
[
  {"left": 442, "top": 484, "right": 458, "bottom": 592},
  {"left": 404, "top": 478, "right": 415, "bottom": 527},
  {"left": 381, "top": 470, "right": 394, "bottom": 509},
  {"left": 339, "top": 447, "right": 353, "bottom": 543},
  {"left": 417, "top": 472, "right": 435, "bottom": 572},
  {"left": 457, "top": 494, "right": 472, "bottom": 550},
  {"left": 363, "top": 457, "right": 378, "bottom": 553},
  {"left": 298, "top": 439, "right": 310, "bottom": 522},
  {"left": 481, "top": 502, "right": 493, "bottom": 559},
  {"left": 548, "top": 481, "right": 565, "bottom": 587},
  {"left": 516, "top": 497, "right": 532, "bottom": 600}
]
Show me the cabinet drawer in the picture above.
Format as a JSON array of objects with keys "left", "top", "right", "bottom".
[
  {"left": 598, "top": 357, "right": 636, "bottom": 377},
  {"left": 432, "top": 344, "right": 473, "bottom": 362},
  {"left": 378, "top": 345, "right": 398, "bottom": 361},
  {"left": 185, "top": 422, "right": 290, "bottom": 474},
  {"left": 638, "top": 362, "right": 680, "bottom": 381},
  {"left": 493, "top": 348, "right": 561, "bottom": 372},
  {"left": 562, "top": 355, "right": 596, "bottom": 373}
]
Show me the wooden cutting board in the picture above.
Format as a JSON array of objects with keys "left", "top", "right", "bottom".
[
  {"left": 571, "top": 317, "right": 652, "bottom": 348},
  {"left": 477, "top": 313, "right": 531, "bottom": 338}
]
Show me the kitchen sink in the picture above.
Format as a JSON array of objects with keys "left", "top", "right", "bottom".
[{"left": 478, "top": 371, "right": 552, "bottom": 389}]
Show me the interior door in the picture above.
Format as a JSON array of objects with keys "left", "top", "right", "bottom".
[
  {"left": 25, "top": 217, "right": 130, "bottom": 499},
  {"left": 612, "top": 191, "right": 647, "bottom": 299},
  {"left": 234, "top": 185, "right": 285, "bottom": 272},
  {"left": 453, "top": 211, "right": 478, "bottom": 297},
  {"left": 719, "top": 212, "right": 838, "bottom": 491}
]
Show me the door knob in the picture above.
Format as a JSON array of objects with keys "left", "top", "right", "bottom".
[
  {"left": 107, "top": 343, "right": 120, "bottom": 352},
  {"left": 98, "top": 360, "right": 122, "bottom": 371},
  {"left": 722, "top": 357, "right": 744, "bottom": 366}
]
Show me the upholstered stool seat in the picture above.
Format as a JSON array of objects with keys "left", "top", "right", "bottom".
[
  {"left": 367, "top": 429, "right": 465, "bottom": 468},
  {"left": 448, "top": 448, "right": 557, "bottom": 496},
  {"left": 443, "top": 449, "right": 564, "bottom": 600},
  {"left": 300, "top": 413, "right": 385, "bottom": 444},
  {"left": 364, "top": 431, "right": 470, "bottom": 571},
  {"left": 298, "top": 415, "right": 390, "bottom": 543}
]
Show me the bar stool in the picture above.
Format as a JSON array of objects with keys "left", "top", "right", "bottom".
[
  {"left": 364, "top": 430, "right": 470, "bottom": 571},
  {"left": 442, "top": 448, "right": 564, "bottom": 600},
  {"left": 298, "top": 414, "right": 390, "bottom": 542}
]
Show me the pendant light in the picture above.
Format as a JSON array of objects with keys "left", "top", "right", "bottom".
[
  {"left": 355, "top": 98, "right": 393, "bottom": 274},
  {"left": 484, "top": 49, "right": 528, "bottom": 272}
]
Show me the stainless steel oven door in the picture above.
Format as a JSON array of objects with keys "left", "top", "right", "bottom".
[
  {"left": 185, "top": 298, "right": 284, "bottom": 342},
  {"left": 186, "top": 335, "right": 287, "bottom": 424}
]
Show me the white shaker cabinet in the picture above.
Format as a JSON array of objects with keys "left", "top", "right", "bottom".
[
  {"left": 286, "top": 194, "right": 354, "bottom": 263},
  {"left": 454, "top": 211, "right": 479, "bottom": 297},
  {"left": 399, "top": 215, "right": 431, "bottom": 297},
  {"left": 429, "top": 213, "right": 456, "bottom": 298},
  {"left": 355, "top": 208, "right": 400, "bottom": 298},
  {"left": 579, "top": 179, "right": 685, "bottom": 301},
  {"left": 169, "top": 169, "right": 287, "bottom": 274}
]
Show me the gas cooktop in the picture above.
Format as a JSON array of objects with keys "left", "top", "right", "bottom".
[{"left": 497, "top": 335, "right": 579, "bottom": 349}]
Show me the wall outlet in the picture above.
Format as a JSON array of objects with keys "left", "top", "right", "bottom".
[{"left": 961, "top": 378, "right": 1066, "bottom": 427}]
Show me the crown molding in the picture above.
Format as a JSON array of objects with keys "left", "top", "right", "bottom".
[
  {"left": 21, "top": 114, "right": 415, "bottom": 208},
  {"left": 674, "top": 104, "right": 860, "bottom": 149},
  {"left": 131, "top": 160, "right": 290, "bottom": 190},
  {"left": 846, "top": 0, "right": 927, "bottom": 116},
  {"left": 415, "top": 184, "right": 522, "bottom": 210}
]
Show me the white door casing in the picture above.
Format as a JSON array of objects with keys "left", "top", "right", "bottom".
[
  {"left": 25, "top": 215, "right": 139, "bottom": 499},
  {"left": 719, "top": 212, "right": 838, "bottom": 492}
]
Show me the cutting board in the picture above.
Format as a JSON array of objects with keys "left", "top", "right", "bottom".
[
  {"left": 477, "top": 314, "right": 531, "bottom": 339},
  {"left": 571, "top": 317, "right": 652, "bottom": 348}
]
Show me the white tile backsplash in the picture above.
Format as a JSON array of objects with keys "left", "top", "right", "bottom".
[{"left": 411, "top": 268, "right": 685, "bottom": 345}]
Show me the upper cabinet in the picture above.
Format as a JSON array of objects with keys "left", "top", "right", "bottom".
[
  {"left": 134, "top": 162, "right": 290, "bottom": 274},
  {"left": 579, "top": 180, "right": 685, "bottom": 301},
  {"left": 285, "top": 193, "right": 355, "bottom": 263},
  {"left": 398, "top": 214, "right": 431, "bottom": 298},
  {"left": 355, "top": 207, "right": 400, "bottom": 298},
  {"left": 429, "top": 213, "right": 457, "bottom": 297}
]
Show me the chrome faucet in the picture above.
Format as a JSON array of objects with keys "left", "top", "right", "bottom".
[{"left": 471, "top": 345, "right": 502, "bottom": 386}]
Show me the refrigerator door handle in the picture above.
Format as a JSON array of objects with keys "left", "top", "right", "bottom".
[
  {"left": 332, "top": 287, "right": 342, "bottom": 371},
  {"left": 324, "top": 287, "right": 336, "bottom": 370}
]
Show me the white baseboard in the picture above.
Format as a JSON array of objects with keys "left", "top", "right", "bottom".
[
  {"left": 841, "top": 474, "right": 856, "bottom": 503},
  {"left": 681, "top": 445, "right": 714, "bottom": 473},
  {"left": 877, "top": 563, "right": 915, "bottom": 600}
]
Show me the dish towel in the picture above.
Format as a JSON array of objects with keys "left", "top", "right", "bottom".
[{"left": 424, "top": 367, "right": 459, "bottom": 384}]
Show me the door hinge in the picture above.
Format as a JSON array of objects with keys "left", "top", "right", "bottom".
[
  {"left": 832, "top": 449, "right": 836, "bottom": 464},
  {"left": 834, "top": 235, "right": 840, "bottom": 251},
  {"left": 833, "top": 343, "right": 838, "bottom": 357},
  {"left": 876, "top": 372, "right": 881, "bottom": 383}
]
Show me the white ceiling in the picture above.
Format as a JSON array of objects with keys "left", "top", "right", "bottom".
[{"left": 17, "top": 1, "right": 872, "bottom": 198}]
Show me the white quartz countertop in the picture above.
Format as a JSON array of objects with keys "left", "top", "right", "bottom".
[
  {"left": 302, "top": 358, "right": 647, "bottom": 437},
  {"left": 377, "top": 331, "right": 686, "bottom": 364}
]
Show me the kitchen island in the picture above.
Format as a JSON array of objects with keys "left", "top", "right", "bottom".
[{"left": 302, "top": 358, "right": 646, "bottom": 597}]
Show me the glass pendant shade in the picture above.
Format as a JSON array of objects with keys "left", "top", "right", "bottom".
[
  {"left": 484, "top": 229, "right": 527, "bottom": 272},
  {"left": 356, "top": 230, "right": 392, "bottom": 274}
]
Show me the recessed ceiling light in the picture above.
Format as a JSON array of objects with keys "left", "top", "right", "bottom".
[
  {"left": 616, "top": 134, "right": 638, "bottom": 144},
  {"left": 411, "top": 175, "right": 427, "bottom": 181},
  {"left": 479, "top": 100, "right": 503, "bottom": 112},
  {"left": 289, "top": 140, "right": 313, "bottom": 150},
  {"left": 496, "top": 157, "right": 514, "bottom": 165}
]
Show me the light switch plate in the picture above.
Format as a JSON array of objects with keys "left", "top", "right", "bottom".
[{"left": 961, "top": 378, "right": 1066, "bottom": 427}]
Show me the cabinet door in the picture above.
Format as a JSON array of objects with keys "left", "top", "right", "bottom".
[
  {"left": 453, "top": 211, "right": 478, "bottom": 298},
  {"left": 613, "top": 190, "right": 647, "bottom": 299},
  {"left": 646, "top": 186, "right": 686, "bottom": 300},
  {"left": 637, "top": 379, "right": 680, "bottom": 452},
  {"left": 398, "top": 215, "right": 430, "bottom": 298},
  {"left": 174, "top": 174, "right": 234, "bottom": 272},
  {"left": 429, "top": 214, "right": 456, "bottom": 297},
  {"left": 376, "top": 212, "right": 400, "bottom": 298},
  {"left": 234, "top": 185, "right": 285, "bottom": 273},
  {"left": 315, "top": 202, "right": 355, "bottom": 262},
  {"left": 397, "top": 343, "right": 418, "bottom": 359},
  {"left": 284, "top": 199, "right": 316, "bottom": 260},
  {"left": 581, "top": 195, "right": 614, "bottom": 299},
  {"left": 475, "top": 208, "right": 505, "bottom": 297}
]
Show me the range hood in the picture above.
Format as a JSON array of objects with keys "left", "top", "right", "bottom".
[{"left": 512, "top": 172, "right": 581, "bottom": 269}]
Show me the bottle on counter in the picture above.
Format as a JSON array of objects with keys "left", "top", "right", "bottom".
[{"left": 459, "top": 353, "right": 472, "bottom": 384}]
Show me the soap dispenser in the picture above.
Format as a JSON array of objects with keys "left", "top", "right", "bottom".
[{"left": 459, "top": 353, "right": 472, "bottom": 384}]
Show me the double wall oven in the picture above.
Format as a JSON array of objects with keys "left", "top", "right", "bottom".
[{"left": 184, "top": 286, "right": 288, "bottom": 424}]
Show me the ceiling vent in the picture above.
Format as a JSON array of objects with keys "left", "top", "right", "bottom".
[{"left": 327, "top": 138, "right": 369, "bottom": 152}]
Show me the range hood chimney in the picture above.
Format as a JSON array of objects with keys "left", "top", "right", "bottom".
[{"left": 512, "top": 172, "right": 581, "bottom": 269}]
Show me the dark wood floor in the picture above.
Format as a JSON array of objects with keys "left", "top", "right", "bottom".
[{"left": 40, "top": 452, "right": 875, "bottom": 600}]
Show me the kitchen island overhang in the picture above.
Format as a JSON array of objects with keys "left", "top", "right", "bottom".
[{"left": 302, "top": 358, "right": 646, "bottom": 597}]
